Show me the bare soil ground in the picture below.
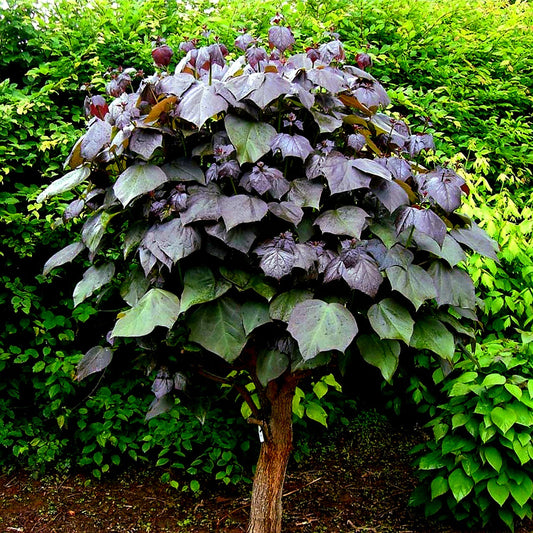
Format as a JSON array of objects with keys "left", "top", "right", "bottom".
[{"left": 1, "top": 416, "right": 531, "bottom": 533}]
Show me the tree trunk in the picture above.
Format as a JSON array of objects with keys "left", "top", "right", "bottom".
[{"left": 247, "top": 376, "right": 298, "bottom": 533}]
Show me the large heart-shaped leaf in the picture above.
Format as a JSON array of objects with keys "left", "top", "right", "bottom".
[
  {"left": 448, "top": 468, "right": 474, "bottom": 503},
  {"left": 112, "top": 288, "right": 181, "bottom": 337},
  {"left": 268, "top": 202, "right": 304, "bottom": 225},
  {"left": 162, "top": 158, "right": 205, "bottom": 184},
  {"left": 43, "top": 242, "right": 85, "bottom": 276},
  {"left": 111, "top": 289, "right": 180, "bottom": 337},
  {"left": 314, "top": 206, "right": 368, "bottom": 238},
  {"left": 341, "top": 258, "right": 383, "bottom": 297},
  {"left": 256, "top": 350, "right": 289, "bottom": 387},
  {"left": 259, "top": 248, "right": 295, "bottom": 280},
  {"left": 397, "top": 206, "right": 447, "bottom": 246},
  {"left": 176, "top": 82, "right": 228, "bottom": 128},
  {"left": 114, "top": 164, "right": 168, "bottom": 207},
  {"left": 73, "top": 263, "right": 115, "bottom": 307},
  {"left": 205, "top": 222, "right": 257, "bottom": 253},
  {"left": 271, "top": 133, "right": 313, "bottom": 161},
  {"left": 81, "top": 211, "right": 116, "bottom": 253},
  {"left": 180, "top": 266, "right": 231, "bottom": 313},
  {"left": 368, "top": 298, "right": 414, "bottom": 344},
  {"left": 413, "top": 232, "right": 466, "bottom": 267},
  {"left": 427, "top": 261, "right": 476, "bottom": 309},
  {"left": 268, "top": 26, "right": 295, "bottom": 52},
  {"left": 129, "top": 129, "right": 163, "bottom": 160},
  {"left": 142, "top": 218, "right": 201, "bottom": 268},
  {"left": 187, "top": 297, "right": 247, "bottom": 362},
  {"left": 269, "top": 289, "right": 314, "bottom": 323},
  {"left": 386, "top": 264, "right": 437, "bottom": 310},
  {"left": 287, "top": 299, "right": 358, "bottom": 360},
  {"left": 76, "top": 346, "right": 113, "bottom": 381},
  {"left": 451, "top": 222, "right": 499, "bottom": 261},
  {"left": 37, "top": 166, "right": 90, "bottom": 203},
  {"left": 225, "top": 115, "right": 277, "bottom": 164},
  {"left": 180, "top": 184, "right": 222, "bottom": 225},
  {"left": 242, "top": 300, "right": 271, "bottom": 335},
  {"left": 321, "top": 153, "right": 372, "bottom": 194},
  {"left": 246, "top": 72, "right": 292, "bottom": 109},
  {"left": 219, "top": 195, "right": 268, "bottom": 231},
  {"left": 410, "top": 317, "right": 455, "bottom": 360},
  {"left": 80, "top": 118, "right": 112, "bottom": 160},
  {"left": 287, "top": 179, "right": 323, "bottom": 209},
  {"left": 357, "top": 333, "right": 400, "bottom": 383}
]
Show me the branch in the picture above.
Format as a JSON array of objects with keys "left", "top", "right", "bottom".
[{"left": 197, "top": 368, "right": 261, "bottom": 420}]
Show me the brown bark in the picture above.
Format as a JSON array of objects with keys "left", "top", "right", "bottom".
[{"left": 247, "top": 375, "right": 298, "bottom": 533}]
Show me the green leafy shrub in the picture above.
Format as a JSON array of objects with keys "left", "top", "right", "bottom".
[{"left": 411, "top": 337, "right": 533, "bottom": 530}]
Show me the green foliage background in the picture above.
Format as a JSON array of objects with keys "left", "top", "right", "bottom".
[{"left": 1, "top": 0, "right": 532, "bottom": 526}]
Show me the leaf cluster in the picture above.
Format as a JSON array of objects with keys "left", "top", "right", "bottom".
[
  {"left": 411, "top": 338, "right": 533, "bottom": 531},
  {"left": 39, "top": 27, "right": 495, "bottom": 415}
]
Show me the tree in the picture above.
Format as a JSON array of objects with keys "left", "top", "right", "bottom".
[{"left": 38, "top": 23, "right": 498, "bottom": 533}]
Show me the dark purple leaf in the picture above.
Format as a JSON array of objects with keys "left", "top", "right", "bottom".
[
  {"left": 321, "top": 153, "right": 372, "bottom": 194},
  {"left": 428, "top": 261, "right": 476, "bottom": 309},
  {"left": 287, "top": 179, "right": 324, "bottom": 209},
  {"left": 43, "top": 241, "right": 85, "bottom": 276},
  {"left": 413, "top": 231, "right": 466, "bottom": 267},
  {"left": 450, "top": 222, "right": 499, "bottom": 261},
  {"left": 375, "top": 157, "right": 412, "bottom": 181},
  {"left": 323, "top": 256, "right": 344, "bottom": 282},
  {"left": 156, "top": 73, "right": 194, "bottom": 97},
  {"left": 168, "top": 187, "right": 188, "bottom": 212},
  {"left": 386, "top": 264, "right": 437, "bottom": 310},
  {"left": 176, "top": 82, "right": 228, "bottom": 128},
  {"left": 268, "top": 201, "right": 304, "bottom": 225},
  {"left": 310, "top": 110, "right": 343, "bottom": 133},
  {"left": 76, "top": 346, "right": 113, "bottom": 381},
  {"left": 396, "top": 206, "right": 447, "bottom": 246},
  {"left": 259, "top": 248, "right": 295, "bottom": 279},
  {"left": 348, "top": 133, "right": 366, "bottom": 152},
  {"left": 356, "top": 53, "right": 372, "bottom": 70},
  {"left": 235, "top": 33, "right": 255, "bottom": 51},
  {"left": 80, "top": 119, "right": 112, "bottom": 160},
  {"left": 314, "top": 206, "right": 368, "bottom": 238},
  {"left": 380, "top": 244, "right": 414, "bottom": 269},
  {"left": 352, "top": 158, "right": 392, "bottom": 180},
  {"left": 268, "top": 26, "right": 295, "bottom": 52},
  {"left": 63, "top": 198, "right": 85, "bottom": 220},
  {"left": 417, "top": 167, "right": 465, "bottom": 213},
  {"left": 318, "top": 40, "right": 345, "bottom": 64},
  {"left": 180, "top": 184, "right": 222, "bottom": 225},
  {"left": 129, "top": 129, "right": 163, "bottom": 160},
  {"left": 152, "top": 44, "right": 174, "bottom": 67},
  {"left": 342, "top": 258, "right": 383, "bottom": 297},
  {"left": 371, "top": 179, "right": 410, "bottom": 213},
  {"left": 152, "top": 369, "right": 174, "bottom": 399},
  {"left": 246, "top": 47, "right": 268, "bottom": 69},
  {"left": 139, "top": 247, "right": 158, "bottom": 276},
  {"left": 179, "top": 40, "right": 196, "bottom": 53},
  {"left": 353, "top": 85, "right": 383, "bottom": 110},
  {"left": 142, "top": 218, "right": 201, "bottom": 268},
  {"left": 246, "top": 72, "right": 292, "bottom": 109},
  {"left": 307, "top": 67, "right": 345, "bottom": 94},
  {"left": 306, "top": 154, "right": 325, "bottom": 179},
  {"left": 293, "top": 244, "right": 318, "bottom": 271},
  {"left": 204, "top": 221, "right": 257, "bottom": 253},
  {"left": 162, "top": 158, "right": 205, "bottom": 184},
  {"left": 271, "top": 133, "right": 313, "bottom": 161},
  {"left": 207, "top": 43, "right": 226, "bottom": 67},
  {"left": 408, "top": 133, "right": 435, "bottom": 157},
  {"left": 219, "top": 195, "right": 269, "bottom": 231},
  {"left": 244, "top": 164, "right": 289, "bottom": 198}
]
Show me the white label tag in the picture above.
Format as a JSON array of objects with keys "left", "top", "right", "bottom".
[{"left": 258, "top": 426, "right": 265, "bottom": 443}]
